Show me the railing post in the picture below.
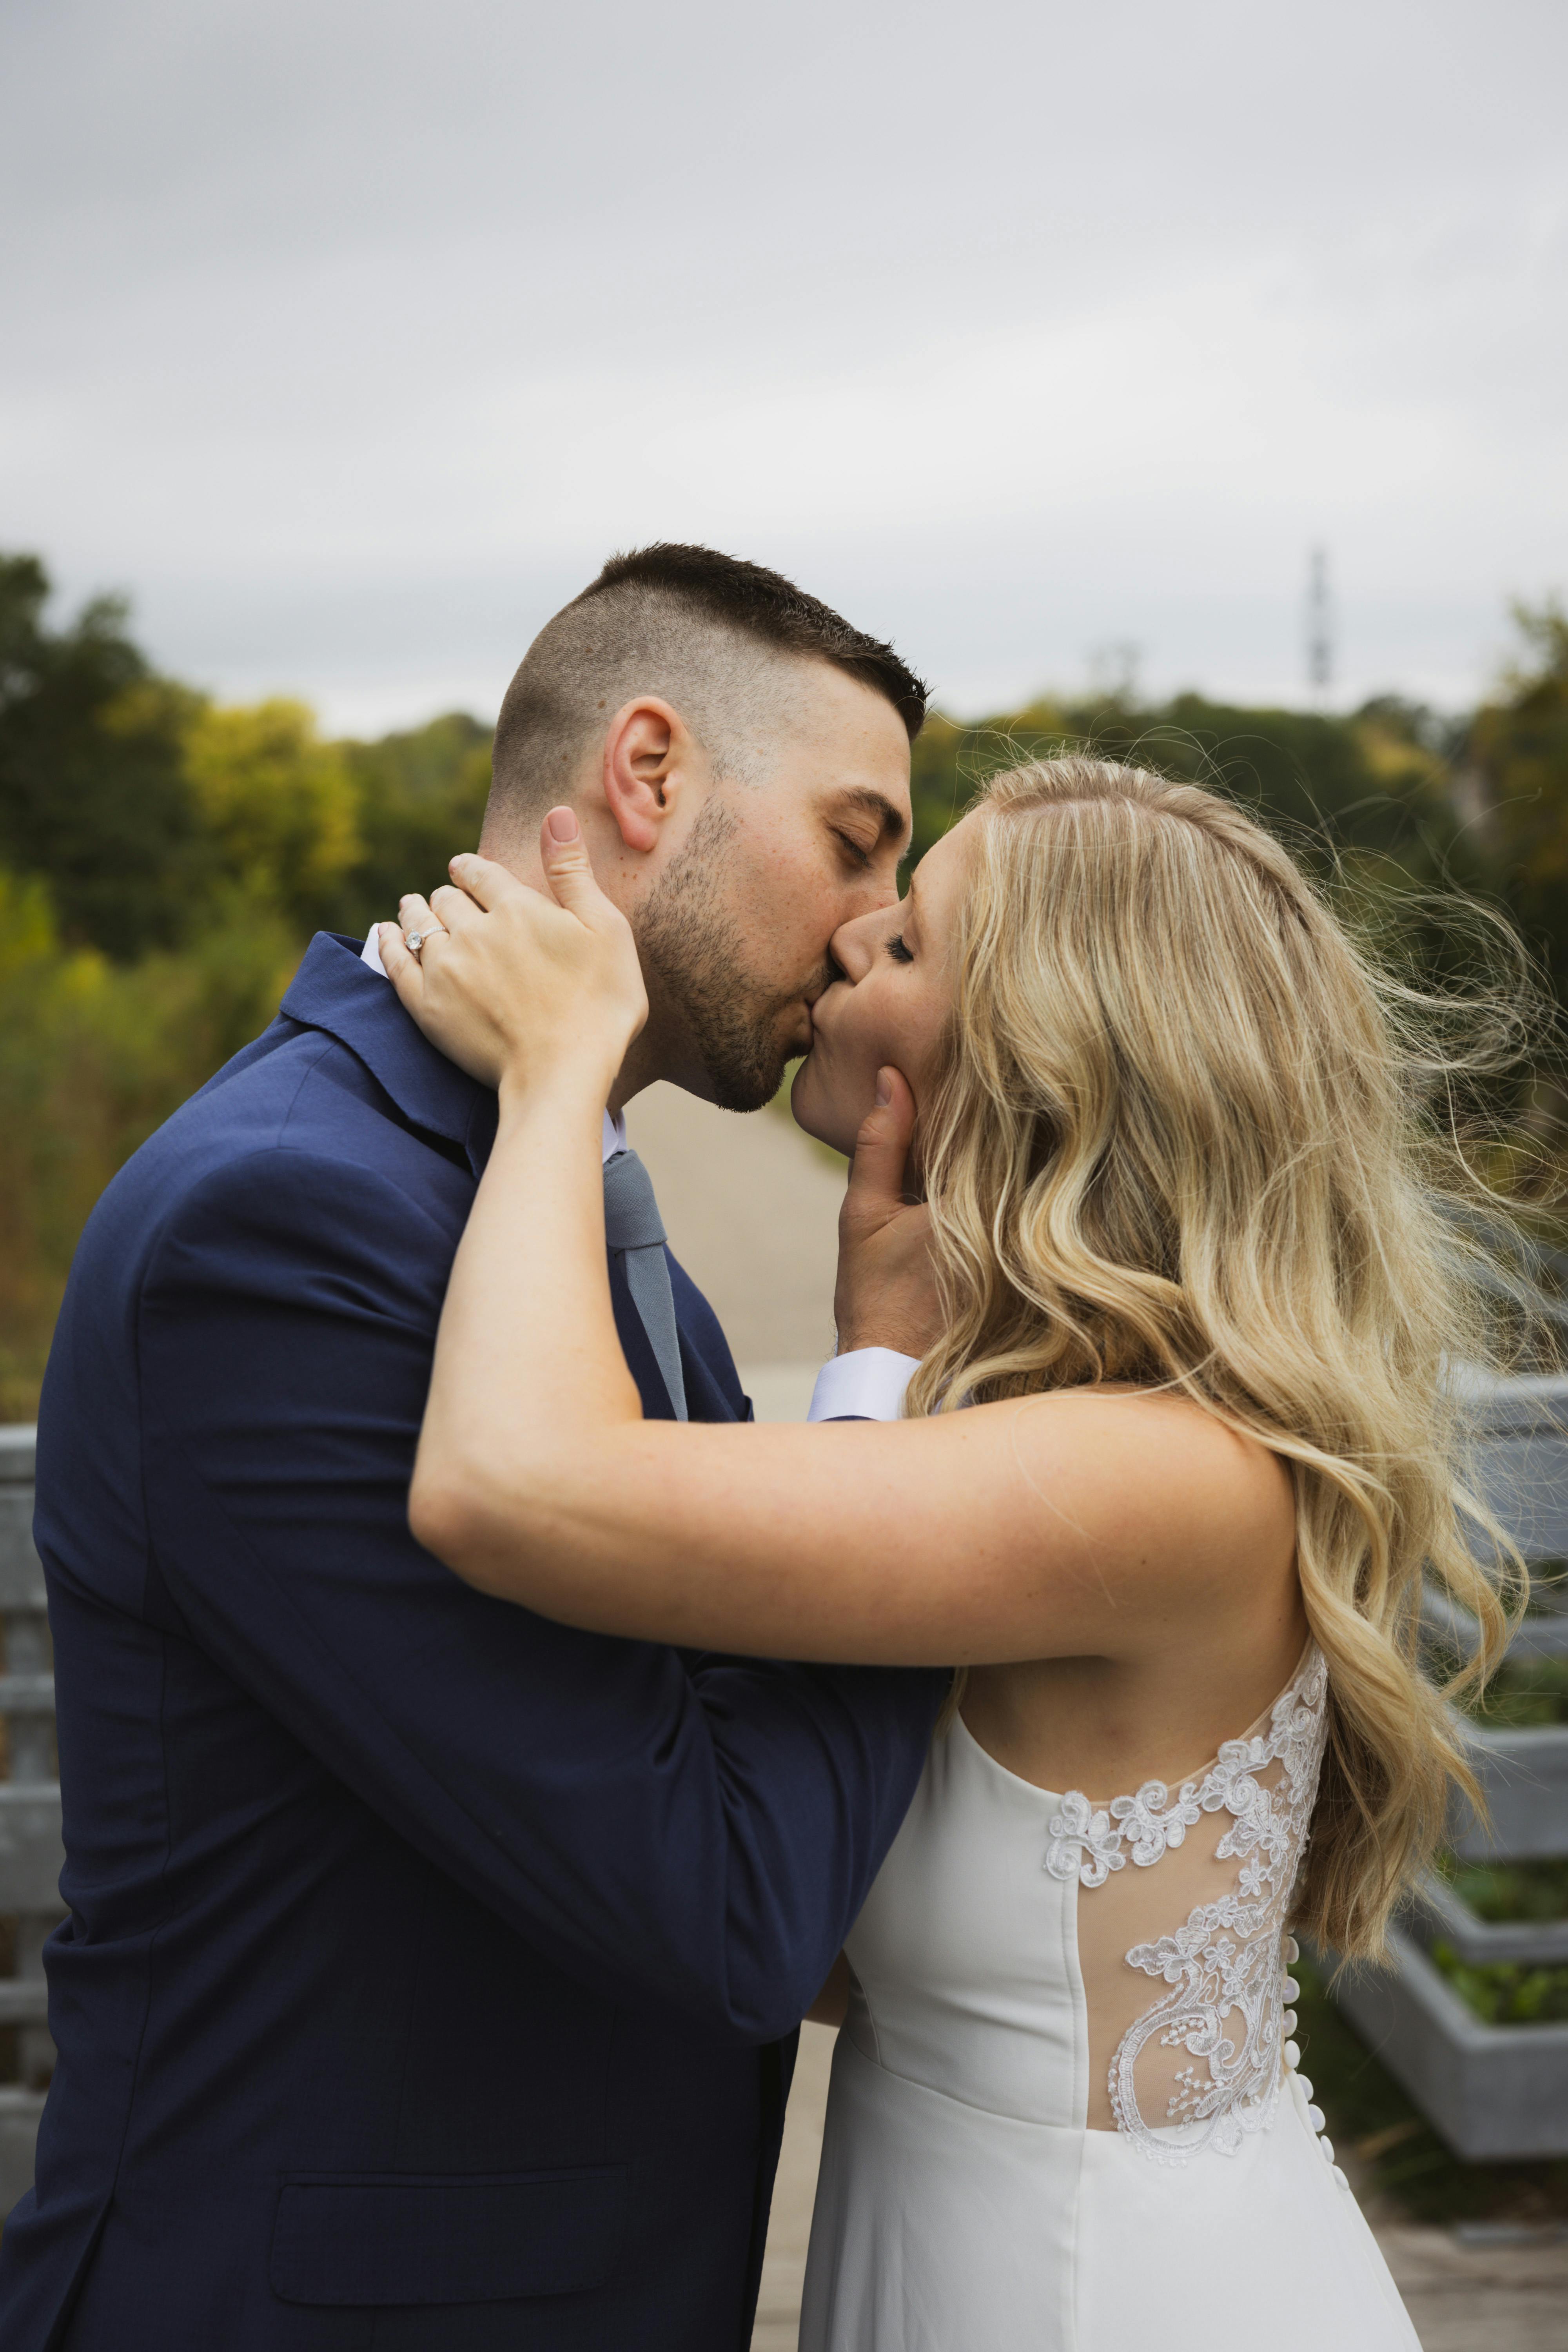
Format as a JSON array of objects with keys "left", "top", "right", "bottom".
[{"left": 0, "top": 1426, "right": 63, "bottom": 2211}]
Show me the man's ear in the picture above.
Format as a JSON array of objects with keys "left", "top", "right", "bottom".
[{"left": 601, "top": 698, "right": 689, "bottom": 855}]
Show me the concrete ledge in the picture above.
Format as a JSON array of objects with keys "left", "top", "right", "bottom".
[
  {"left": 1415, "top": 1869, "right": 1568, "bottom": 1965},
  {"left": 1454, "top": 1724, "right": 1568, "bottom": 1862},
  {"left": 1332, "top": 1925, "right": 1568, "bottom": 2160},
  {"left": 0, "top": 1787, "right": 64, "bottom": 1911},
  {"left": 0, "top": 1980, "right": 50, "bottom": 2027},
  {"left": 0, "top": 1492, "right": 46, "bottom": 1612},
  {"left": 0, "top": 1430, "right": 36, "bottom": 1486}
]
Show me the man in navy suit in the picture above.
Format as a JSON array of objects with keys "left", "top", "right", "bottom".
[{"left": 0, "top": 547, "right": 942, "bottom": 2348}]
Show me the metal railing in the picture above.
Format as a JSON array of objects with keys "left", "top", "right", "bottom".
[{"left": 0, "top": 1426, "right": 61, "bottom": 2213}]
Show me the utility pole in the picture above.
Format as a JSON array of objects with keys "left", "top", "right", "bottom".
[{"left": 1306, "top": 546, "right": 1333, "bottom": 708}]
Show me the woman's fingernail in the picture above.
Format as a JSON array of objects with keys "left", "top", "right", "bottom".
[
  {"left": 546, "top": 806, "right": 580, "bottom": 843},
  {"left": 875, "top": 1069, "right": 893, "bottom": 1107}
]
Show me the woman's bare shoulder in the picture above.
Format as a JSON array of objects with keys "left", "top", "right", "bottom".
[{"left": 966, "top": 1383, "right": 1297, "bottom": 1583}]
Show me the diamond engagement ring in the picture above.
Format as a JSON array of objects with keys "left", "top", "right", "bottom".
[{"left": 403, "top": 925, "right": 447, "bottom": 955}]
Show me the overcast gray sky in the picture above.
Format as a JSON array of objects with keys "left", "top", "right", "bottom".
[{"left": 5, "top": 0, "right": 1564, "bottom": 731}]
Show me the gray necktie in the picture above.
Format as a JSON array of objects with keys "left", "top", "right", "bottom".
[{"left": 602, "top": 1148, "right": 688, "bottom": 1421}]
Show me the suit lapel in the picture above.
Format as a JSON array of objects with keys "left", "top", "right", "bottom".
[
  {"left": 278, "top": 933, "right": 749, "bottom": 1426},
  {"left": 281, "top": 932, "right": 499, "bottom": 1176}
]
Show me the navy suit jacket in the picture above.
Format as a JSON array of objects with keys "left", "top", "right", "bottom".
[{"left": 0, "top": 934, "right": 943, "bottom": 2351}]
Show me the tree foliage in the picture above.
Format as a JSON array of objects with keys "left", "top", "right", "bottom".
[
  {"left": 334, "top": 713, "right": 492, "bottom": 941},
  {"left": 908, "top": 686, "right": 1466, "bottom": 885},
  {"left": 1470, "top": 604, "right": 1568, "bottom": 999},
  {"left": 0, "top": 554, "right": 494, "bottom": 960},
  {"left": 0, "top": 555, "right": 201, "bottom": 958},
  {"left": 0, "top": 866, "right": 299, "bottom": 1418},
  {"left": 0, "top": 552, "right": 499, "bottom": 1412},
  {"left": 184, "top": 699, "right": 362, "bottom": 928}
]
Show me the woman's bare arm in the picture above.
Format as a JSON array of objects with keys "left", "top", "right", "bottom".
[{"left": 385, "top": 838, "right": 1291, "bottom": 1671}]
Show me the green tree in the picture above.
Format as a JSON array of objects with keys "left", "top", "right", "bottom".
[
  {"left": 0, "top": 864, "right": 298, "bottom": 1417},
  {"left": 908, "top": 686, "right": 1463, "bottom": 882},
  {"left": 1472, "top": 604, "right": 1568, "bottom": 998},
  {"left": 183, "top": 697, "right": 362, "bottom": 928},
  {"left": 0, "top": 554, "right": 203, "bottom": 958},
  {"left": 334, "top": 712, "right": 493, "bottom": 940}
]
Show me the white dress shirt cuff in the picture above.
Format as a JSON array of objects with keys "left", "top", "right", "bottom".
[{"left": 808, "top": 1348, "right": 919, "bottom": 1423}]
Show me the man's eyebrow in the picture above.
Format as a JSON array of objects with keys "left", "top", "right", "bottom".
[{"left": 835, "top": 785, "right": 912, "bottom": 849}]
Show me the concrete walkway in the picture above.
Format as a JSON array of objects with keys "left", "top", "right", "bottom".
[
  {"left": 626, "top": 1082, "right": 1566, "bottom": 2352},
  {"left": 1371, "top": 2221, "right": 1568, "bottom": 2350},
  {"left": 750, "top": 2025, "right": 836, "bottom": 2352}
]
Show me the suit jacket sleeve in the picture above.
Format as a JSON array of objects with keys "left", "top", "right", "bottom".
[{"left": 134, "top": 1145, "right": 944, "bottom": 2043}]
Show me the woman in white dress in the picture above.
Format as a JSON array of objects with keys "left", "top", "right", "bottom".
[{"left": 381, "top": 755, "right": 1519, "bottom": 2352}]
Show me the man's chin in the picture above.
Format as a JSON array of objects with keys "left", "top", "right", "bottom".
[
  {"left": 709, "top": 1074, "right": 783, "bottom": 1116},
  {"left": 701, "top": 1048, "right": 791, "bottom": 1116},
  {"left": 692, "top": 1006, "right": 813, "bottom": 1116}
]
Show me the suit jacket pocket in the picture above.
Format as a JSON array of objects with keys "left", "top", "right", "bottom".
[{"left": 270, "top": 2166, "right": 630, "bottom": 2306}]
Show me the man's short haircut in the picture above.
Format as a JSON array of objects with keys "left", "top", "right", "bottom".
[{"left": 485, "top": 544, "right": 928, "bottom": 838}]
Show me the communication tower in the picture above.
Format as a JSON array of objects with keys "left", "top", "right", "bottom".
[{"left": 1307, "top": 547, "right": 1333, "bottom": 706}]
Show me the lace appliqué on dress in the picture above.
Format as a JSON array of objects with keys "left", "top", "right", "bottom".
[
  {"left": 1044, "top": 1648, "right": 1328, "bottom": 2165},
  {"left": 1045, "top": 1782, "right": 1204, "bottom": 1886}
]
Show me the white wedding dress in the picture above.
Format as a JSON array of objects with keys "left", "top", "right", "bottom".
[{"left": 799, "top": 1648, "right": 1421, "bottom": 2351}]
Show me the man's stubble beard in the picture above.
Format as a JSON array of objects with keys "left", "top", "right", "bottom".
[{"left": 634, "top": 795, "right": 830, "bottom": 1114}]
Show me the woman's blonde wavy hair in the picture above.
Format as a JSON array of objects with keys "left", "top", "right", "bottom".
[{"left": 912, "top": 754, "right": 1530, "bottom": 1962}]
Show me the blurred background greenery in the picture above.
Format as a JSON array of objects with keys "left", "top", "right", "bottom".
[
  {"left": 4, "top": 544, "right": 1568, "bottom": 1425},
  {"left": 0, "top": 551, "right": 493, "bottom": 1417}
]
